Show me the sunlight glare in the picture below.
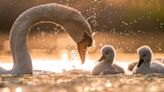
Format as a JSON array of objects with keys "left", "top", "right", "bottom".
[
  {"left": 15, "top": 87, "right": 22, "bottom": 92},
  {"left": 0, "top": 51, "right": 132, "bottom": 74}
]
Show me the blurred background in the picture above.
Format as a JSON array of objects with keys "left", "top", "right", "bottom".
[{"left": 0, "top": 0, "right": 164, "bottom": 61}]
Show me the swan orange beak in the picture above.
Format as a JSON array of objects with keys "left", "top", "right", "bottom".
[
  {"left": 78, "top": 33, "right": 92, "bottom": 64},
  {"left": 78, "top": 42, "right": 87, "bottom": 64}
]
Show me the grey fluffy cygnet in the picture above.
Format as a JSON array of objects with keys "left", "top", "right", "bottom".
[
  {"left": 133, "top": 46, "right": 164, "bottom": 74},
  {"left": 92, "top": 45, "right": 125, "bottom": 75}
]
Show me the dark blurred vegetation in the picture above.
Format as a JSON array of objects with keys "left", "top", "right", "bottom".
[
  {"left": 0, "top": 0, "right": 164, "bottom": 53},
  {"left": 0, "top": 0, "right": 164, "bottom": 32}
]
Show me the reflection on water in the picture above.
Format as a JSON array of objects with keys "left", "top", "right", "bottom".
[
  {"left": 0, "top": 59, "right": 131, "bottom": 74},
  {"left": 0, "top": 54, "right": 164, "bottom": 92},
  {"left": 0, "top": 59, "right": 97, "bottom": 73},
  {"left": 0, "top": 72, "right": 163, "bottom": 92}
]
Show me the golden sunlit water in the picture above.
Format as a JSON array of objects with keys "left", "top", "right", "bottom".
[
  {"left": 0, "top": 53, "right": 164, "bottom": 92},
  {"left": 0, "top": 58, "right": 130, "bottom": 74},
  {"left": 0, "top": 49, "right": 131, "bottom": 74},
  {"left": 0, "top": 32, "right": 164, "bottom": 92}
]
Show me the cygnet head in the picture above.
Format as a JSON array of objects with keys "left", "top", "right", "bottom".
[
  {"left": 98, "top": 45, "right": 116, "bottom": 64},
  {"left": 137, "top": 46, "right": 153, "bottom": 67}
]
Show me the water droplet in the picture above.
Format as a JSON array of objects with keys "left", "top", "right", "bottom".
[
  {"left": 105, "top": 82, "right": 112, "bottom": 87},
  {"left": 2, "top": 87, "right": 10, "bottom": 92},
  {"left": 160, "top": 23, "right": 163, "bottom": 26}
]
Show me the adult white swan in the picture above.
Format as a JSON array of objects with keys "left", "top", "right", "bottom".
[
  {"left": 133, "top": 46, "right": 164, "bottom": 74},
  {"left": 0, "top": 3, "right": 92, "bottom": 74}
]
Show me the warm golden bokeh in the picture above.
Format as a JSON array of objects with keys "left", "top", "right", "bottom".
[{"left": 0, "top": 32, "right": 164, "bottom": 73}]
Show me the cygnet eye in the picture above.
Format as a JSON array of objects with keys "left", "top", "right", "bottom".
[
  {"left": 143, "top": 54, "right": 146, "bottom": 57},
  {"left": 105, "top": 51, "right": 109, "bottom": 55}
]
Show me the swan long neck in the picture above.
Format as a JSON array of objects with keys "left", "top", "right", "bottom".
[
  {"left": 9, "top": 4, "right": 88, "bottom": 74},
  {"left": 10, "top": 18, "right": 33, "bottom": 74},
  {"left": 9, "top": 4, "right": 87, "bottom": 74}
]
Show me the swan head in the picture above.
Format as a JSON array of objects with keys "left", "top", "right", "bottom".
[
  {"left": 137, "top": 46, "right": 153, "bottom": 67},
  {"left": 63, "top": 12, "right": 92, "bottom": 64},
  {"left": 98, "top": 45, "right": 116, "bottom": 64}
]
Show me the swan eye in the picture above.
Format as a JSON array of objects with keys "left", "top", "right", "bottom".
[{"left": 83, "top": 32, "right": 92, "bottom": 47}]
